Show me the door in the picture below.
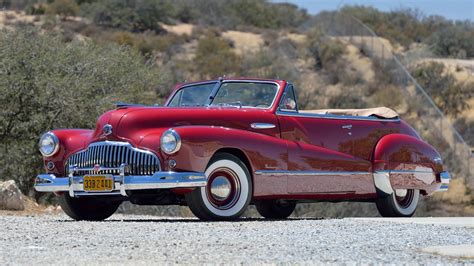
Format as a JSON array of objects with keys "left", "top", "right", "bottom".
[{"left": 277, "top": 85, "right": 373, "bottom": 195}]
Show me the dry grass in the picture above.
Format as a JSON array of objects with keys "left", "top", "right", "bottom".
[
  {"left": 0, "top": 10, "right": 40, "bottom": 29},
  {"left": 160, "top": 23, "right": 195, "bottom": 36},
  {"left": 342, "top": 43, "right": 375, "bottom": 83},
  {"left": 285, "top": 33, "right": 306, "bottom": 45},
  {"left": 222, "top": 30, "right": 264, "bottom": 55},
  {"left": 334, "top": 36, "right": 395, "bottom": 59}
]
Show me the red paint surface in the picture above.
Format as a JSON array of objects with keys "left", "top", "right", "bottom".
[{"left": 42, "top": 78, "right": 445, "bottom": 201}]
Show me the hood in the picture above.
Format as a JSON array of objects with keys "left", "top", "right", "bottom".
[{"left": 91, "top": 106, "right": 277, "bottom": 145}]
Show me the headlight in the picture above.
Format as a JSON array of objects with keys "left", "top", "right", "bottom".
[
  {"left": 160, "top": 129, "right": 181, "bottom": 155},
  {"left": 38, "top": 132, "right": 59, "bottom": 157}
]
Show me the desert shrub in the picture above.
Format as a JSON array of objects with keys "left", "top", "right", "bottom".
[
  {"left": 307, "top": 29, "right": 346, "bottom": 69},
  {"left": 80, "top": 0, "right": 173, "bottom": 33},
  {"left": 337, "top": 6, "right": 432, "bottom": 47},
  {"left": 240, "top": 47, "right": 299, "bottom": 82},
  {"left": 0, "top": 27, "right": 167, "bottom": 197},
  {"left": 371, "top": 84, "right": 403, "bottom": 108},
  {"left": 170, "top": 0, "right": 308, "bottom": 29},
  {"left": 328, "top": 92, "right": 367, "bottom": 109},
  {"left": 46, "top": 0, "right": 79, "bottom": 19},
  {"left": 454, "top": 118, "right": 474, "bottom": 147},
  {"left": 427, "top": 24, "right": 474, "bottom": 58},
  {"left": 112, "top": 31, "right": 185, "bottom": 57},
  {"left": 193, "top": 33, "right": 240, "bottom": 79},
  {"left": 25, "top": 2, "right": 48, "bottom": 15},
  {"left": 410, "top": 62, "right": 471, "bottom": 117},
  {"left": 0, "top": 0, "right": 33, "bottom": 9}
]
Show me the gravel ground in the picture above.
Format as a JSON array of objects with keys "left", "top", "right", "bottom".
[{"left": 0, "top": 214, "right": 473, "bottom": 265}]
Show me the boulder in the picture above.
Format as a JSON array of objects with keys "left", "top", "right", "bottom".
[{"left": 0, "top": 180, "right": 25, "bottom": 211}]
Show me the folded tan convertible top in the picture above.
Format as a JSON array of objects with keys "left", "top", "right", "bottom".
[{"left": 299, "top": 107, "right": 399, "bottom": 119}]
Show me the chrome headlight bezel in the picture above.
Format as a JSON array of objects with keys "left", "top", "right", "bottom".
[
  {"left": 38, "top": 132, "right": 60, "bottom": 157},
  {"left": 160, "top": 128, "right": 181, "bottom": 155}
]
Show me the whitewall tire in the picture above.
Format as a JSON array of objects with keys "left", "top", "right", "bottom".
[
  {"left": 376, "top": 189, "right": 420, "bottom": 217},
  {"left": 185, "top": 153, "right": 252, "bottom": 221}
]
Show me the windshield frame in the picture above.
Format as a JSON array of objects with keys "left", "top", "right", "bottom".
[{"left": 166, "top": 80, "right": 281, "bottom": 110}]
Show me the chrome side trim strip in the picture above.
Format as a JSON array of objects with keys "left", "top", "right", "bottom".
[
  {"left": 254, "top": 170, "right": 371, "bottom": 176},
  {"left": 276, "top": 110, "right": 401, "bottom": 122},
  {"left": 377, "top": 170, "right": 434, "bottom": 174},
  {"left": 251, "top": 123, "right": 276, "bottom": 129}
]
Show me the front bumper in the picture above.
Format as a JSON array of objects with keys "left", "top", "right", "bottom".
[{"left": 34, "top": 170, "right": 207, "bottom": 197}]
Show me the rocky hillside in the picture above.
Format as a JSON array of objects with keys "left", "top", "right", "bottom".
[{"left": 0, "top": 1, "right": 472, "bottom": 216}]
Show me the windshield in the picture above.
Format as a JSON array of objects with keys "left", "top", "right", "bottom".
[
  {"left": 167, "top": 81, "right": 278, "bottom": 108},
  {"left": 168, "top": 82, "right": 216, "bottom": 107}
]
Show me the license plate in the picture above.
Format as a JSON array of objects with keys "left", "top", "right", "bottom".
[{"left": 83, "top": 175, "right": 114, "bottom": 192}]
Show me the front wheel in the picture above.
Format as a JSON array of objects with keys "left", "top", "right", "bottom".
[
  {"left": 185, "top": 153, "right": 252, "bottom": 221},
  {"left": 375, "top": 189, "right": 420, "bottom": 217},
  {"left": 58, "top": 194, "right": 121, "bottom": 221}
]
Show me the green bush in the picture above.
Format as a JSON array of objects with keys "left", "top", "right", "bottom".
[
  {"left": 454, "top": 118, "right": 474, "bottom": 147},
  {"left": 306, "top": 29, "right": 346, "bottom": 70},
  {"left": 80, "top": 0, "right": 173, "bottom": 33},
  {"left": 410, "top": 62, "right": 471, "bottom": 117},
  {"left": 193, "top": 33, "right": 240, "bottom": 79},
  {"left": 428, "top": 24, "right": 474, "bottom": 58},
  {"left": 328, "top": 92, "right": 368, "bottom": 109},
  {"left": 47, "top": 0, "right": 80, "bottom": 19},
  {"left": 0, "top": 27, "right": 167, "bottom": 197},
  {"left": 166, "top": 0, "right": 308, "bottom": 29}
]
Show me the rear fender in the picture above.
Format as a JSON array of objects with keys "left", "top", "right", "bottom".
[{"left": 372, "top": 133, "right": 443, "bottom": 196}]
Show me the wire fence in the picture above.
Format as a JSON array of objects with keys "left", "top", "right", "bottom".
[{"left": 317, "top": 11, "right": 473, "bottom": 187}]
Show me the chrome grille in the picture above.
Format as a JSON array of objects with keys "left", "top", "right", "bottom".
[{"left": 66, "top": 141, "right": 160, "bottom": 176}]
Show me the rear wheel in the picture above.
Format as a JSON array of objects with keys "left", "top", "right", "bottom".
[
  {"left": 185, "top": 153, "right": 252, "bottom": 221},
  {"left": 376, "top": 189, "right": 419, "bottom": 217},
  {"left": 256, "top": 200, "right": 296, "bottom": 219},
  {"left": 58, "top": 193, "right": 121, "bottom": 221}
]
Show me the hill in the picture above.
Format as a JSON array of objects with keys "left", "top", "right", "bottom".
[{"left": 0, "top": 1, "right": 472, "bottom": 217}]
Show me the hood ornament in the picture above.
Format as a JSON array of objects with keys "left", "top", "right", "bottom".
[{"left": 103, "top": 124, "right": 113, "bottom": 136}]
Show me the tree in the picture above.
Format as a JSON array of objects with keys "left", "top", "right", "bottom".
[{"left": 0, "top": 27, "right": 166, "bottom": 196}]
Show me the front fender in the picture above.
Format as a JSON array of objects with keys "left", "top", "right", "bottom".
[
  {"left": 160, "top": 126, "right": 288, "bottom": 174},
  {"left": 373, "top": 133, "right": 443, "bottom": 195},
  {"left": 43, "top": 129, "right": 93, "bottom": 175}
]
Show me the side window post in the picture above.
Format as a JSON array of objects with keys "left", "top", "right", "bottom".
[{"left": 279, "top": 84, "right": 298, "bottom": 112}]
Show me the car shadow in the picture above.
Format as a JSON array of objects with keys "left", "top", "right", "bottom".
[{"left": 56, "top": 217, "right": 327, "bottom": 223}]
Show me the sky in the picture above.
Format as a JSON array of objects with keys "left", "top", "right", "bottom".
[{"left": 273, "top": 0, "right": 474, "bottom": 21}]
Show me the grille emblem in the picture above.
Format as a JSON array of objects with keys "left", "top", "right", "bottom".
[
  {"left": 103, "top": 124, "right": 113, "bottom": 136},
  {"left": 93, "top": 164, "right": 100, "bottom": 174}
]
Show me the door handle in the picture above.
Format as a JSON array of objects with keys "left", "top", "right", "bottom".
[
  {"left": 342, "top": 124, "right": 352, "bottom": 129},
  {"left": 251, "top": 123, "right": 276, "bottom": 129}
]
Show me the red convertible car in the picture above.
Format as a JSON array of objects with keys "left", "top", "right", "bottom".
[{"left": 35, "top": 78, "right": 450, "bottom": 221}]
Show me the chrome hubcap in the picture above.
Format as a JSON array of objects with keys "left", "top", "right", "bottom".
[
  {"left": 210, "top": 176, "right": 232, "bottom": 200},
  {"left": 395, "top": 189, "right": 408, "bottom": 197}
]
